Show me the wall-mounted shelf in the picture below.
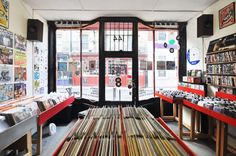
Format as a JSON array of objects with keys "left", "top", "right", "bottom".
[
  {"left": 206, "top": 83, "right": 236, "bottom": 89},
  {"left": 206, "top": 61, "right": 236, "bottom": 65},
  {"left": 206, "top": 47, "right": 236, "bottom": 55},
  {"left": 206, "top": 73, "right": 236, "bottom": 76}
]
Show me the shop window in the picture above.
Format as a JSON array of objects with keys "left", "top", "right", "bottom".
[
  {"left": 138, "top": 29, "right": 154, "bottom": 100},
  {"left": 56, "top": 30, "right": 81, "bottom": 97},
  {"left": 155, "top": 30, "right": 179, "bottom": 91},
  {"left": 81, "top": 30, "right": 99, "bottom": 100}
]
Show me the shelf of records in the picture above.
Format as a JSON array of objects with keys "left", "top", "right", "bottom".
[
  {"left": 206, "top": 75, "right": 236, "bottom": 88},
  {"left": 206, "top": 64, "right": 236, "bottom": 75},
  {"left": 205, "top": 48, "right": 236, "bottom": 64},
  {"left": 157, "top": 90, "right": 236, "bottom": 120},
  {"left": 54, "top": 106, "right": 194, "bottom": 156},
  {"left": 0, "top": 93, "right": 73, "bottom": 130}
]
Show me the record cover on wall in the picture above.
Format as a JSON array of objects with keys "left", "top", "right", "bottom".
[
  {"left": 156, "top": 61, "right": 166, "bottom": 70},
  {"left": 14, "top": 34, "right": 27, "bottom": 51},
  {"left": 0, "top": 27, "right": 13, "bottom": 48},
  {"left": 14, "top": 51, "right": 27, "bottom": 66},
  {"left": 0, "top": 47, "right": 12, "bottom": 64},
  {"left": 0, "top": 65, "right": 13, "bottom": 83},
  {"left": 0, "top": 84, "right": 13, "bottom": 102},
  {"left": 166, "top": 61, "right": 175, "bottom": 70},
  {"left": 14, "top": 83, "right": 26, "bottom": 99},
  {"left": 14, "top": 67, "right": 27, "bottom": 82},
  {"left": 0, "top": 0, "right": 9, "bottom": 29}
]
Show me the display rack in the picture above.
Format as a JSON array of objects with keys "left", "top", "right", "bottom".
[
  {"left": 0, "top": 116, "right": 36, "bottom": 155},
  {"left": 35, "top": 96, "right": 75, "bottom": 155},
  {"left": 206, "top": 33, "right": 236, "bottom": 93},
  {"left": 52, "top": 108, "right": 195, "bottom": 156},
  {"left": 155, "top": 84, "right": 206, "bottom": 140}
]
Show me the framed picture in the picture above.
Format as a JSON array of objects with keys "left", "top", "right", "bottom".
[
  {"left": 0, "top": 0, "right": 9, "bottom": 29},
  {"left": 219, "top": 2, "right": 235, "bottom": 29}
]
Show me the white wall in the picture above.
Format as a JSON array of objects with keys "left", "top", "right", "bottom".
[
  {"left": 185, "top": 0, "right": 236, "bottom": 147},
  {"left": 7, "top": 0, "right": 48, "bottom": 97}
]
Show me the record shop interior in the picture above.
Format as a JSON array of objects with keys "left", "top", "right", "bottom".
[{"left": 1, "top": 0, "right": 236, "bottom": 156}]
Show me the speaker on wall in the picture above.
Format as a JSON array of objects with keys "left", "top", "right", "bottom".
[
  {"left": 197, "top": 14, "right": 213, "bottom": 38},
  {"left": 27, "top": 19, "right": 44, "bottom": 42}
]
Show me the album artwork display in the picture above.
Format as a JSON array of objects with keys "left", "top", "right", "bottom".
[
  {"left": 205, "top": 50, "right": 236, "bottom": 63},
  {"left": 207, "top": 75, "right": 236, "bottom": 87},
  {"left": 14, "top": 83, "right": 26, "bottom": 99},
  {"left": 14, "top": 34, "right": 27, "bottom": 51},
  {"left": 14, "top": 67, "right": 27, "bottom": 82},
  {"left": 0, "top": 84, "right": 13, "bottom": 102},
  {"left": 0, "top": 47, "right": 13, "bottom": 64},
  {"left": 57, "top": 107, "right": 189, "bottom": 156},
  {"left": 0, "top": 28, "right": 13, "bottom": 48},
  {"left": 14, "top": 51, "right": 27, "bottom": 66},
  {"left": 156, "top": 61, "right": 166, "bottom": 70},
  {"left": 166, "top": 61, "right": 175, "bottom": 70},
  {"left": 0, "top": 65, "right": 13, "bottom": 83}
]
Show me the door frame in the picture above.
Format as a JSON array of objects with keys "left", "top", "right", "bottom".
[{"left": 99, "top": 17, "right": 139, "bottom": 105}]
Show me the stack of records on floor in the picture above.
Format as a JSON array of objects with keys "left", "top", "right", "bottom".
[{"left": 58, "top": 106, "right": 188, "bottom": 156}]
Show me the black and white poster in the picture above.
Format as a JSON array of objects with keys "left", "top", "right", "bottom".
[
  {"left": 0, "top": 65, "right": 13, "bottom": 83},
  {"left": 14, "top": 34, "right": 27, "bottom": 51},
  {"left": 0, "top": 27, "right": 13, "bottom": 48}
]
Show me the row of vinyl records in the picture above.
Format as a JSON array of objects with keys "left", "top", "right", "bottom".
[
  {"left": 207, "top": 75, "right": 236, "bottom": 87},
  {"left": 206, "top": 64, "right": 236, "bottom": 75},
  {"left": 57, "top": 107, "right": 188, "bottom": 156},
  {"left": 205, "top": 50, "right": 236, "bottom": 63}
]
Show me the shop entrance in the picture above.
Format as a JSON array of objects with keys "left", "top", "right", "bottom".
[{"left": 99, "top": 19, "right": 139, "bottom": 105}]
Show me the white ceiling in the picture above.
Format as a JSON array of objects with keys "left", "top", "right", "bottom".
[{"left": 23, "top": 0, "right": 218, "bottom": 21}]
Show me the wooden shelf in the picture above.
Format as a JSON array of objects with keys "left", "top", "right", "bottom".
[
  {"left": 206, "top": 61, "right": 236, "bottom": 65},
  {"left": 207, "top": 83, "right": 236, "bottom": 89},
  {"left": 206, "top": 47, "right": 236, "bottom": 55},
  {"left": 206, "top": 73, "right": 236, "bottom": 76}
]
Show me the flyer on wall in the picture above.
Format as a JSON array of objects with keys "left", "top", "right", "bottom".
[
  {"left": 0, "top": 84, "right": 14, "bottom": 102},
  {"left": 14, "top": 34, "right": 27, "bottom": 51},
  {"left": 14, "top": 83, "right": 26, "bottom": 99},
  {"left": 0, "top": 0, "right": 9, "bottom": 28},
  {"left": 14, "top": 67, "right": 27, "bottom": 82},
  {"left": 0, "top": 27, "right": 13, "bottom": 48},
  {"left": 0, "top": 65, "right": 13, "bottom": 83},
  {"left": 0, "top": 47, "right": 13, "bottom": 64},
  {"left": 14, "top": 51, "right": 27, "bottom": 66}
]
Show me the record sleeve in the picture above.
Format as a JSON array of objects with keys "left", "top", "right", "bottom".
[{"left": 0, "top": 47, "right": 13, "bottom": 64}]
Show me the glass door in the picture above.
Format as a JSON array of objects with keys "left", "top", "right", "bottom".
[
  {"left": 105, "top": 58, "right": 133, "bottom": 101},
  {"left": 99, "top": 19, "right": 138, "bottom": 104}
]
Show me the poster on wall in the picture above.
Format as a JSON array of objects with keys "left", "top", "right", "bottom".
[
  {"left": 14, "top": 34, "right": 27, "bottom": 51},
  {"left": 187, "top": 48, "right": 201, "bottom": 65},
  {"left": 14, "top": 67, "right": 27, "bottom": 82},
  {"left": 33, "top": 42, "right": 48, "bottom": 95},
  {"left": 219, "top": 2, "right": 235, "bottom": 29},
  {"left": 0, "top": 84, "right": 13, "bottom": 102},
  {"left": 166, "top": 61, "right": 175, "bottom": 70},
  {"left": 0, "top": 47, "right": 12, "bottom": 64},
  {"left": 14, "top": 83, "right": 26, "bottom": 99},
  {"left": 0, "top": 0, "right": 9, "bottom": 29},
  {"left": 14, "top": 51, "right": 27, "bottom": 66},
  {"left": 156, "top": 61, "right": 166, "bottom": 70},
  {"left": 0, "top": 65, "right": 13, "bottom": 82},
  {"left": 0, "top": 27, "right": 13, "bottom": 48}
]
